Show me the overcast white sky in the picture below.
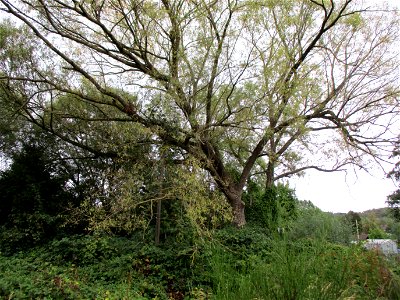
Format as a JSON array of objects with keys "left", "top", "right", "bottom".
[
  {"left": 289, "top": 167, "right": 397, "bottom": 213},
  {"left": 289, "top": 0, "right": 400, "bottom": 213}
]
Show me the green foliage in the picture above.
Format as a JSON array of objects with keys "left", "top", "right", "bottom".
[
  {"left": 0, "top": 237, "right": 144, "bottom": 299},
  {"left": 0, "top": 19, "right": 38, "bottom": 76},
  {"left": 361, "top": 211, "right": 394, "bottom": 240},
  {"left": 343, "top": 12, "right": 365, "bottom": 30},
  {"left": 386, "top": 222, "right": 400, "bottom": 243},
  {"left": 368, "top": 226, "right": 392, "bottom": 240},
  {"left": 208, "top": 238, "right": 400, "bottom": 300},
  {"left": 0, "top": 233, "right": 208, "bottom": 299},
  {"left": 1, "top": 225, "right": 400, "bottom": 299},
  {"left": 388, "top": 189, "right": 400, "bottom": 221},
  {"left": 288, "top": 202, "right": 353, "bottom": 244},
  {"left": 0, "top": 81, "right": 26, "bottom": 156},
  {"left": 1, "top": 0, "right": 399, "bottom": 228},
  {"left": 244, "top": 182, "right": 298, "bottom": 231},
  {"left": 212, "top": 225, "right": 272, "bottom": 260},
  {"left": 262, "top": 186, "right": 279, "bottom": 229},
  {"left": 387, "top": 142, "right": 400, "bottom": 221},
  {"left": 84, "top": 156, "right": 232, "bottom": 240},
  {"left": 0, "top": 143, "right": 85, "bottom": 253},
  {"left": 345, "top": 210, "right": 362, "bottom": 234}
]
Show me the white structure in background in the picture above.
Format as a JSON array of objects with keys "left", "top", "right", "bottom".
[{"left": 364, "top": 239, "right": 398, "bottom": 255}]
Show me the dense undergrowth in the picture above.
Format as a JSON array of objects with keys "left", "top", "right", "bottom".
[{"left": 1, "top": 226, "right": 400, "bottom": 299}]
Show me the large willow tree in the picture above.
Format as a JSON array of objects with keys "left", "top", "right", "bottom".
[{"left": 0, "top": 0, "right": 399, "bottom": 226}]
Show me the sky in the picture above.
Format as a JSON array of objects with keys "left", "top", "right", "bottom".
[
  {"left": 289, "top": 167, "right": 397, "bottom": 213},
  {"left": 287, "top": 0, "right": 400, "bottom": 214}
]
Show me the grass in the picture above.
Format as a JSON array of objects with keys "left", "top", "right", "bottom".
[{"left": 209, "top": 238, "right": 400, "bottom": 300}]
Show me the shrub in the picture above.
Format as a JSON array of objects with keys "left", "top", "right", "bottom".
[{"left": 244, "top": 182, "right": 298, "bottom": 231}]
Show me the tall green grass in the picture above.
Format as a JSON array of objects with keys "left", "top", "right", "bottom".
[{"left": 208, "top": 238, "right": 400, "bottom": 300}]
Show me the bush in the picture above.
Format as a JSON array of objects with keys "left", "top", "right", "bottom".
[
  {"left": 211, "top": 225, "right": 272, "bottom": 260},
  {"left": 244, "top": 182, "right": 298, "bottom": 231}
]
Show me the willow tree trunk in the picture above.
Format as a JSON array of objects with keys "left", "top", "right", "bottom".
[
  {"left": 225, "top": 188, "right": 246, "bottom": 227},
  {"left": 265, "top": 161, "right": 275, "bottom": 189}
]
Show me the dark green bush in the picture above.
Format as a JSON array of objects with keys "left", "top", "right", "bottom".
[
  {"left": 0, "top": 143, "right": 86, "bottom": 254},
  {"left": 212, "top": 225, "right": 272, "bottom": 260}
]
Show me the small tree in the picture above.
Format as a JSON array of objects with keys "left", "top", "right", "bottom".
[{"left": 345, "top": 210, "right": 362, "bottom": 235}]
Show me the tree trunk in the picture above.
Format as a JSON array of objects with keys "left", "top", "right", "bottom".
[
  {"left": 232, "top": 199, "right": 246, "bottom": 227},
  {"left": 225, "top": 188, "right": 246, "bottom": 227},
  {"left": 155, "top": 199, "right": 161, "bottom": 245},
  {"left": 197, "top": 139, "right": 249, "bottom": 227},
  {"left": 265, "top": 134, "right": 276, "bottom": 188},
  {"left": 265, "top": 160, "right": 275, "bottom": 189}
]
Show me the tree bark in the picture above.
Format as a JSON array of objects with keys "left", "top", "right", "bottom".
[
  {"left": 155, "top": 199, "right": 161, "bottom": 245},
  {"left": 232, "top": 198, "right": 246, "bottom": 227},
  {"left": 265, "top": 161, "right": 275, "bottom": 189},
  {"left": 224, "top": 187, "right": 246, "bottom": 227}
]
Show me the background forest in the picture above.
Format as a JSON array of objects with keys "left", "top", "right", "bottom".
[{"left": 1, "top": 0, "right": 400, "bottom": 299}]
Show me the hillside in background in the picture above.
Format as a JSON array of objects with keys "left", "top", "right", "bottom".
[
  {"left": 360, "top": 207, "right": 391, "bottom": 219},
  {"left": 334, "top": 207, "right": 400, "bottom": 241}
]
